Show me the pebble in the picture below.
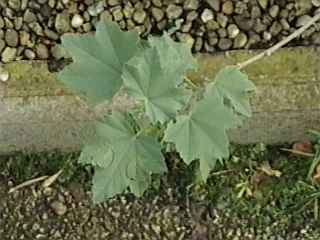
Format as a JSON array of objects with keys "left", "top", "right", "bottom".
[
  {"left": 218, "top": 38, "right": 232, "bottom": 50},
  {"left": 24, "top": 48, "right": 36, "bottom": 59},
  {"left": 0, "top": 67, "right": 9, "bottom": 82},
  {"left": 233, "top": 32, "right": 248, "bottom": 48},
  {"left": 133, "top": 9, "right": 147, "bottom": 24},
  {"left": 71, "top": 14, "right": 84, "bottom": 28},
  {"left": 258, "top": 0, "right": 268, "bottom": 9},
  {"left": 55, "top": 12, "right": 71, "bottom": 33},
  {"left": 201, "top": 9, "right": 214, "bottom": 23},
  {"left": 36, "top": 43, "right": 49, "bottom": 59},
  {"left": 5, "top": 29, "right": 18, "bottom": 47},
  {"left": 312, "top": 0, "right": 320, "bottom": 7},
  {"left": 50, "top": 201, "right": 67, "bottom": 216},
  {"left": 205, "top": 0, "right": 220, "bottom": 11},
  {"left": 184, "top": 0, "right": 199, "bottom": 10},
  {"left": 269, "top": 5, "right": 280, "bottom": 18},
  {"left": 222, "top": 1, "right": 234, "bottom": 15},
  {"left": 296, "top": 15, "right": 312, "bottom": 27},
  {"left": 1, "top": 47, "right": 17, "bottom": 63},
  {"left": 166, "top": 4, "right": 183, "bottom": 19},
  {"left": 227, "top": 24, "right": 240, "bottom": 38},
  {"left": 151, "top": 7, "right": 164, "bottom": 22}
]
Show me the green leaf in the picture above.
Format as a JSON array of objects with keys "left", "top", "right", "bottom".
[
  {"left": 148, "top": 33, "right": 197, "bottom": 84},
  {"left": 123, "top": 47, "right": 191, "bottom": 123},
  {"left": 164, "top": 86, "right": 238, "bottom": 181},
  {"left": 78, "top": 138, "right": 114, "bottom": 168},
  {"left": 58, "top": 21, "right": 140, "bottom": 104},
  {"left": 214, "top": 67, "right": 256, "bottom": 117},
  {"left": 92, "top": 112, "right": 167, "bottom": 202}
]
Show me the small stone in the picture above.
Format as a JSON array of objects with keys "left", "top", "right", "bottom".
[
  {"left": 0, "top": 17, "right": 4, "bottom": 28},
  {"left": 227, "top": 24, "right": 240, "bottom": 38},
  {"left": 36, "top": 44, "right": 49, "bottom": 59},
  {"left": 280, "top": 18, "right": 290, "bottom": 30},
  {"left": 269, "top": 5, "right": 279, "bottom": 18},
  {"left": 206, "top": 19, "right": 219, "bottom": 30},
  {"left": 270, "top": 21, "right": 282, "bottom": 36},
  {"left": 100, "top": 10, "right": 113, "bottom": 22},
  {"left": 208, "top": 31, "right": 218, "bottom": 46},
  {"left": 133, "top": 9, "right": 147, "bottom": 24},
  {"left": 123, "top": 4, "right": 134, "bottom": 19},
  {"left": 253, "top": 19, "right": 267, "bottom": 33},
  {"left": 184, "top": 0, "right": 199, "bottom": 10},
  {"left": 71, "top": 14, "right": 84, "bottom": 28},
  {"left": 8, "top": 0, "right": 21, "bottom": 10},
  {"left": 44, "top": 28, "right": 59, "bottom": 40},
  {"left": 24, "top": 48, "right": 36, "bottom": 59},
  {"left": 258, "top": 0, "right": 268, "bottom": 9},
  {"left": 186, "top": 11, "right": 198, "bottom": 22},
  {"left": 51, "top": 45, "right": 69, "bottom": 59},
  {"left": 234, "top": 16, "right": 253, "bottom": 31},
  {"left": 205, "top": 0, "right": 220, "bottom": 11},
  {"left": 263, "top": 31, "right": 272, "bottom": 41},
  {"left": 222, "top": 1, "right": 234, "bottom": 15},
  {"left": 312, "top": 33, "right": 320, "bottom": 44},
  {"left": 5, "top": 29, "right": 18, "bottom": 47},
  {"left": 107, "top": 0, "right": 120, "bottom": 6},
  {"left": 0, "top": 40, "right": 5, "bottom": 52},
  {"left": 251, "top": 6, "right": 261, "bottom": 18},
  {"left": 201, "top": 9, "right": 214, "bottom": 23},
  {"left": 216, "top": 13, "right": 228, "bottom": 28},
  {"left": 152, "top": 0, "right": 162, "bottom": 7},
  {"left": 1, "top": 47, "right": 17, "bottom": 63},
  {"left": 194, "top": 37, "right": 203, "bottom": 52},
  {"left": 233, "top": 32, "right": 248, "bottom": 48},
  {"left": 50, "top": 201, "right": 67, "bottom": 216},
  {"left": 217, "top": 28, "right": 227, "bottom": 38},
  {"left": 151, "top": 7, "right": 164, "bottom": 22},
  {"left": 218, "top": 38, "right": 232, "bottom": 50},
  {"left": 29, "top": 22, "right": 43, "bottom": 36},
  {"left": 312, "top": 0, "right": 320, "bottom": 7},
  {"left": 111, "top": 6, "right": 123, "bottom": 21},
  {"left": 166, "top": 4, "right": 183, "bottom": 19},
  {"left": 88, "top": 1, "right": 105, "bottom": 16},
  {"left": 55, "top": 13, "right": 71, "bottom": 33},
  {"left": 0, "top": 68, "right": 9, "bottom": 82},
  {"left": 19, "top": 31, "right": 30, "bottom": 45},
  {"left": 176, "top": 33, "right": 194, "bottom": 48},
  {"left": 23, "top": 9, "right": 37, "bottom": 23},
  {"left": 296, "top": 15, "right": 312, "bottom": 27},
  {"left": 295, "top": 0, "right": 313, "bottom": 16}
]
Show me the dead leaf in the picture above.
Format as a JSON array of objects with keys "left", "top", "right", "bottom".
[
  {"left": 258, "top": 162, "right": 282, "bottom": 177},
  {"left": 292, "top": 141, "right": 313, "bottom": 155},
  {"left": 313, "top": 164, "right": 320, "bottom": 180}
]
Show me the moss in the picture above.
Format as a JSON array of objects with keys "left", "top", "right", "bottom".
[{"left": 3, "top": 61, "right": 67, "bottom": 98}]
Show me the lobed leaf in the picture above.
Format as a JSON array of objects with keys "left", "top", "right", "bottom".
[
  {"left": 57, "top": 21, "right": 140, "bottom": 104},
  {"left": 164, "top": 68, "right": 255, "bottom": 180},
  {"left": 214, "top": 67, "right": 256, "bottom": 117},
  {"left": 91, "top": 112, "right": 167, "bottom": 202},
  {"left": 122, "top": 47, "right": 192, "bottom": 123}
]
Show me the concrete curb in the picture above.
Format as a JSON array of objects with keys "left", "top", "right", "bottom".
[{"left": 1, "top": 47, "right": 320, "bottom": 154}]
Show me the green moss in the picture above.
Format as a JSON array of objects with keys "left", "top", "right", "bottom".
[{"left": 3, "top": 61, "right": 67, "bottom": 98}]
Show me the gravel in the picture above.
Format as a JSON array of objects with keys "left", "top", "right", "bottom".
[{"left": 0, "top": 0, "right": 319, "bottom": 64}]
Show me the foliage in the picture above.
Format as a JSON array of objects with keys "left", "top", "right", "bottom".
[{"left": 57, "top": 20, "right": 255, "bottom": 202}]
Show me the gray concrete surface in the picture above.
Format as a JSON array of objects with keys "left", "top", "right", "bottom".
[{"left": 1, "top": 47, "right": 320, "bottom": 154}]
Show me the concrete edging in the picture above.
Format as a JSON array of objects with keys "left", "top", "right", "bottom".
[{"left": 1, "top": 47, "right": 320, "bottom": 154}]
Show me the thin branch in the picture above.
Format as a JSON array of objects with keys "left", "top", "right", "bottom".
[
  {"left": 237, "top": 12, "right": 320, "bottom": 70},
  {"left": 280, "top": 148, "right": 315, "bottom": 157},
  {"left": 8, "top": 175, "right": 49, "bottom": 194}
]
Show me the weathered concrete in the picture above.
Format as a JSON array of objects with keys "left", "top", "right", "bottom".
[{"left": 1, "top": 47, "right": 320, "bottom": 153}]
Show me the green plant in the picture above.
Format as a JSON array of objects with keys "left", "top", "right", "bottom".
[{"left": 57, "top": 20, "right": 255, "bottom": 202}]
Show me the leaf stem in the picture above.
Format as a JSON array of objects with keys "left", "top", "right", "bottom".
[{"left": 237, "top": 12, "right": 320, "bottom": 70}]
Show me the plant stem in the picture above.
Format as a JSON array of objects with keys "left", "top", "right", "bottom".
[{"left": 237, "top": 12, "right": 320, "bottom": 70}]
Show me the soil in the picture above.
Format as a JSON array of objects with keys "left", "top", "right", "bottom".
[{"left": 1, "top": 145, "right": 320, "bottom": 240}]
